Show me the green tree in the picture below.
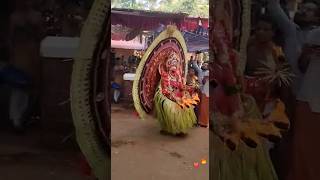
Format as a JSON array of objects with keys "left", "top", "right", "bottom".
[
  {"left": 111, "top": 0, "right": 144, "bottom": 9},
  {"left": 158, "top": 0, "right": 208, "bottom": 17},
  {"left": 111, "top": 0, "right": 209, "bottom": 17}
]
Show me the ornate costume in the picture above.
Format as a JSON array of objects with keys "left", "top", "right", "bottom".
[
  {"left": 210, "top": 0, "right": 291, "bottom": 179},
  {"left": 245, "top": 42, "right": 294, "bottom": 115},
  {"left": 133, "top": 25, "right": 199, "bottom": 135}
]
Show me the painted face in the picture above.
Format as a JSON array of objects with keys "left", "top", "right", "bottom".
[
  {"left": 255, "top": 21, "right": 274, "bottom": 43},
  {"left": 166, "top": 52, "right": 180, "bottom": 76}
]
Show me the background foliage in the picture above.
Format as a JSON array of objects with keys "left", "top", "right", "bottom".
[{"left": 111, "top": 0, "right": 209, "bottom": 17}]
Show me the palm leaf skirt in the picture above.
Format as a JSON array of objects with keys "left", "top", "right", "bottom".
[
  {"left": 154, "top": 88, "right": 196, "bottom": 134},
  {"left": 210, "top": 131, "right": 278, "bottom": 180},
  {"left": 210, "top": 95, "right": 278, "bottom": 180}
]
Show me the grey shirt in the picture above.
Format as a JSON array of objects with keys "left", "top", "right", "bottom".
[
  {"left": 192, "top": 61, "right": 205, "bottom": 82},
  {"left": 267, "top": 1, "right": 312, "bottom": 95},
  {"left": 192, "top": 60, "right": 209, "bottom": 92}
]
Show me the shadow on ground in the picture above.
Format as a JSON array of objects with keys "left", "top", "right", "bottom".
[{"left": 111, "top": 104, "right": 209, "bottom": 180}]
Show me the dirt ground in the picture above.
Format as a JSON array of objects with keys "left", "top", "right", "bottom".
[
  {"left": 111, "top": 104, "right": 209, "bottom": 180},
  {"left": 0, "top": 121, "right": 94, "bottom": 180}
]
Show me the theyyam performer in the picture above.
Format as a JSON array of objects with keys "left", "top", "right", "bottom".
[
  {"left": 133, "top": 25, "right": 200, "bottom": 135},
  {"left": 210, "top": 0, "right": 292, "bottom": 179}
]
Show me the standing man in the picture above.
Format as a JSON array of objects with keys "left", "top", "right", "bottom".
[
  {"left": 267, "top": 0, "right": 320, "bottom": 179},
  {"left": 267, "top": 0, "right": 319, "bottom": 97},
  {"left": 192, "top": 52, "right": 209, "bottom": 127},
  {"left": 288, "top": 27, "right": 320, "bottom": 180}
]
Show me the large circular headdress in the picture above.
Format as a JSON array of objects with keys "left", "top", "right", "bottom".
[
  {"left": 132, "top": 25, "right": 189, "bottom": 119},
  {"left": 70, "top": 0, "right": 109, "bottom": 179}
]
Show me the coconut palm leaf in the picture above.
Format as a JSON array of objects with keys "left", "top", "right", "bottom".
[{"left": 253, "top": 61, "right": 295, "bottom": 87}]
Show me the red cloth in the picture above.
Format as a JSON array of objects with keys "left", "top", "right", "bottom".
[
  {"left": 79, "top": 155, "right": 92, "bottom": 176},
  {"left": 286, "top": 101, "right": 320, "bottom": 180},
  {"left": 213, "top": 63, "right": 240, "bottom": 116},
  {"left": 198, "top": 93, "right": 209, "bottom": 126},
  {"left": 244, "top": 76, "right": 277, "bottom": 111},
  {"left": 111, "top": 33, "right": 126, "bottom": 40},
  {"left": 133, "top": 111, "right": 140, "bottom": 117},
  {"left": 244, "top": 76, "right": 269, "bottom": 100}
]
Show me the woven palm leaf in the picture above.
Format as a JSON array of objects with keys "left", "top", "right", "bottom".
[
  {"left": 70, "top": 0, "right": 109, "bottom": 179},
  {"left": 154, "top": 86, "right": 196, "bottom": 134}
]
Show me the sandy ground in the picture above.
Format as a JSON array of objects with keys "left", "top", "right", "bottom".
[
  {"left": 0, "top": 121, "right": 94, "bottom": 180},
  {"left": 111, "top": 104, "right": 209, "bottom": 180}
]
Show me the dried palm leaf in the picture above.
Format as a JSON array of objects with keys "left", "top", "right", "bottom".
[{"left": 254, "top": 61, "right": 295, "bottom": 87}]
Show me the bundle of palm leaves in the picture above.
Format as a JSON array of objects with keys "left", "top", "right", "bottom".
[{"left": 253, "top": 61, "right": 295, "bottom": 87}]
